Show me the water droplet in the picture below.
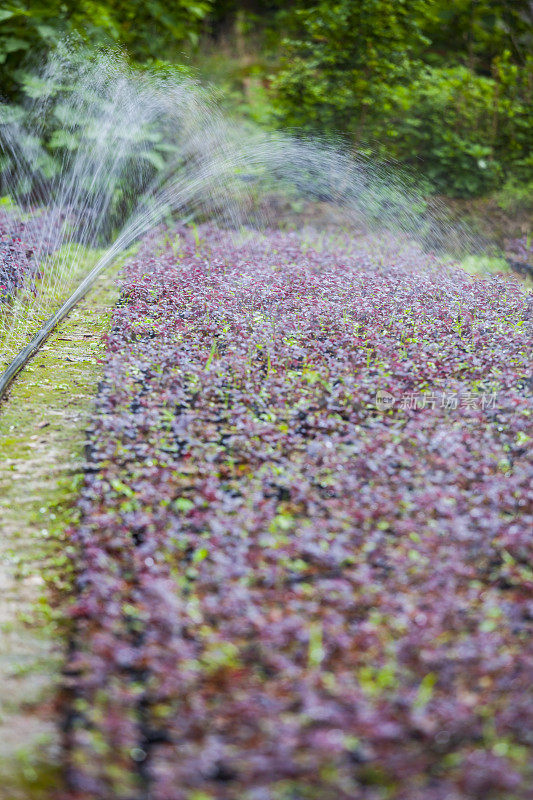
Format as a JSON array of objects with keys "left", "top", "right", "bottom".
[{"left": 130, "top": 747, "right": 146, "bottom": 762}]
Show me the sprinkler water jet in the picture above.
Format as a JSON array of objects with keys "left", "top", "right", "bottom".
[{"left": 0, "top": 46, "right": 483, "bottom": 403}]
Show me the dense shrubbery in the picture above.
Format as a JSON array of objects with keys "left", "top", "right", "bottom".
[
  {"left": 1, "top": 1, "right": 531, "bottom": 198},
  {"left": 272, "top": 1, "right": 533, "bottom": 197},
  {"left": 64, "top": 225, "right": 532, "bottom": 799},
  {"left": 365, "top": 63, "right": 531, "bottom": 197},
  {"left": 0, "top": 1, "right": 212, "bottom": 101}
]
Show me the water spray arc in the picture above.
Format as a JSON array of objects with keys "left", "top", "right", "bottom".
[{"left": 0, "top": 48, "right": 477, "bottom": 403}]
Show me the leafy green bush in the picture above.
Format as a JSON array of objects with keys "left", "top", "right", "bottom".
[
  {"left": 494, "top": 177, "right": 533, "bottom": 216},
  {"left": 0, "top": 1, "right": 213, "bottom": 102},
  {"left": 271, "top": 0, "right": 430, "bottom": 137},
  {"left": 272, "top": 0, "right": 533, "bottom": 197},
  {"left": 375, "top": 66, "right": 509, "bottom": 197}
]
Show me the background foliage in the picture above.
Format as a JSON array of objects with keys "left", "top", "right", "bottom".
[
  {"left": 272, "top": 0, "right": 533, "bottom": 197},
  {"left": 0, "top": 0, "right": 532, "bottom": 198},
  {"left": 0, "top": 1, "right": 212, "bottom": 95}
]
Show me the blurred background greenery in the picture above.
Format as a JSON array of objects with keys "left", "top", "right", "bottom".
[{"left": 0, "top": 1, "right": 531, "bottom": 235}]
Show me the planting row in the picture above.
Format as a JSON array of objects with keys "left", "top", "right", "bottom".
[
  {"left": 0, "top": 207, "right": 64, "bottom": 304},
  {"left": 64, "top": 226, "right": 532, "bottom": 800}
]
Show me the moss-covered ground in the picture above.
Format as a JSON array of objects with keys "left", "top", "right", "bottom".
[{"left": 0, "top": 268, "right": 120, "bottom": 799}]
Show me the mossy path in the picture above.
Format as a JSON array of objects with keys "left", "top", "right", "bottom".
[{"left": 0, "top": 271, "right": 120, "bottom": 799}]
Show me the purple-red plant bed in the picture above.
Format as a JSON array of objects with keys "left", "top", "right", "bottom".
[
  {"left": 0, "top": 208, "right": 62, "bottom": 303},
  {"left": 65, "top": 226, "right": 532, "bottom": 800}
]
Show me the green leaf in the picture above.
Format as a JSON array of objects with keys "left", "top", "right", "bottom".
[
  {"left": 414, "top": 673, "right": 437, "bottom": 709},
  {"left": 174, "top": 497, "right": 195, "bottom": 512},
  {"left": 140, "top": 150, "right": 166, "bottom": 171},
  {"left": 308, "top": 622, "right": 324, "bottom": 667},
  {"left": 48, "top": 129, "right": 79, "bottom": 150},
  {"left": 110, "top": 478, "right": 135, "bottom": 497},
  {"left": 192, "top": 546, "right": 209, "bottom": 563},
  {"left": 1, "top": 37, "right": 29, "bottom": 54}
]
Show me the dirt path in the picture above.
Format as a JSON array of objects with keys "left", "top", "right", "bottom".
[{"left": 0, "top": 271, "right": 119, "bottom": 799}]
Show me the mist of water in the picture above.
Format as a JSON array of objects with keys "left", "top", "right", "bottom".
[{"left": 0, "top": 46, "right": 479, "bottom": 369}]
